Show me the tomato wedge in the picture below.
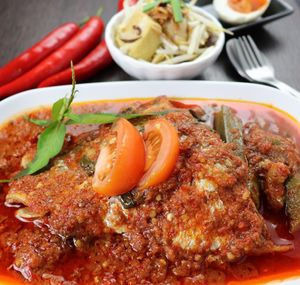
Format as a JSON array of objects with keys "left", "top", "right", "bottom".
[
  {"left": 92, "top": 118, "right": 145, "bottom": 196},
  {"left": 170, "top": 100, "right": 199, "bottom": 109},
  {"left": 138, "top": 118, "right": 179, "bottom": 189}
]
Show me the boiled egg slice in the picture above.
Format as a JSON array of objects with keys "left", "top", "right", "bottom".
[{"left": 213, "top": 0, "right": 271, "bottom": 25}]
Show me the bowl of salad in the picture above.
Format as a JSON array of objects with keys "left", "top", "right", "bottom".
[{"left": 106, "top": 0, "right": 226, "bottom": 80}]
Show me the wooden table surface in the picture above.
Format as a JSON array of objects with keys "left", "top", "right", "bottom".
[{"left": 1, "top": 0, "right": 300, "bottom": 90}]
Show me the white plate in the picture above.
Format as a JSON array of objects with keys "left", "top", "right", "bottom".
[{"left": 0, "top": 81, "right": 300, "bottom": 285}]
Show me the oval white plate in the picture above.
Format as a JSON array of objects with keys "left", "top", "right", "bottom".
[{"left": 0, "top": 81, "right": 300, "bottom": 285}]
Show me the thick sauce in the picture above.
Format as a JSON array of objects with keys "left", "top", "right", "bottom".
[{"left": 0, "top": 98, "right": 300, "bottom": 285}]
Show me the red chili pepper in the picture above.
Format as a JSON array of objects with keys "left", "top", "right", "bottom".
[
  {"left": 118, "top": 0, "right": 138, "bottom": 11},
  {"left": 0, "top": 23, "right": 80, "bottom": 87},
  {"left": 0, "top": 17, "right": 104, "bottom": 99},
  {"left": 38, "top": 40, "right": 112, "bottom": 88}
]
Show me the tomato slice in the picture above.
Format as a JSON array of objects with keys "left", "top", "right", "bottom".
[
  {"left": 138, "top": 118, "right": 179, "bottom": 189},
  {"left": 170, "top": 100, "right": 199, "bottom": 109},
  {"left": 92, "top": 118, "right": 145, "bottom": 196}
]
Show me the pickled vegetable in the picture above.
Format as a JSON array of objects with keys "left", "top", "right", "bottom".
[
  {"left": 116, "top": 10, "right": 162, "bottom": 61},
  {"left": 286, "top": 169, "right": 300, "bottom": 233}
]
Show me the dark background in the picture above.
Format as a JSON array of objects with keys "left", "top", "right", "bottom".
[{"left": 0, "top": 0, "right": 299, "bottom": 89}]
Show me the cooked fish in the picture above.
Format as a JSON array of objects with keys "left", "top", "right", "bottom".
[{"left": 5, "top": 98, "right": 292, "bottom": 278}]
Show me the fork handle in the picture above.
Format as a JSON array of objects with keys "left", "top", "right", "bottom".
[{"left": 266, "top": 79, "right": 300, "bottom": 100}]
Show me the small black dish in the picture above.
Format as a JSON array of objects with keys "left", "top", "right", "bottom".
[{"left": 197, "top": 0, "right": 294, "bottom": 33}]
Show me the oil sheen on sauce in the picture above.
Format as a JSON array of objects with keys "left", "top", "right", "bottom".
[{"left": 0, "top": 98, "right": 300, "bottom": 285}]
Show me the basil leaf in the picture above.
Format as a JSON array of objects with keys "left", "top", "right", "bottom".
[
  {"left": 66, "top": 112, "right": 118, "bottom": 125},
  {"left": 15, "top": 122, "right": 66, "bottom": 179},
  {"left": 52, "top": 97, "right": 67, "bottom": 121},
  {"left": 24, "top": 115, "right": 51, "bottom": 127},
  {"left": 119, "top": 113, "right": 159, "bottom": 120}
]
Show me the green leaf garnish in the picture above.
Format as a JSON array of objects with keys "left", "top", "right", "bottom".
[
  {"left": 66, "top": 112, "right": 119, "bottom": 125},
  {"left": 0, "top": 179, "right": 10, "bottom": 183},
  {"left": 52, "top": 97, "right": 68, "bottom": 121},
  {"left": 15, "top": 122, "right": 66, "bottom": 179},
  {"left": 65, "top": 112, "right": 161, "bottom": 125},
  {"left": 10, "top": 63, "right": 78, "bottom": 181},
  {"left": 24, "top": 115, "right": 51, "bottom": 127}
]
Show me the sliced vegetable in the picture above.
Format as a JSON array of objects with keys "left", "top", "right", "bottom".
[
  {"left": 171, "top": 0, "right": 183, "bottom": 22},
  {"left": 143, "top": 1, "right": 160, "bottom": 13},
  {"left": 286, "top": 169, "right": 300, "bottom": 233},
  {"left": 116, "top": 10, "right": 162, "bottom": 61},
  {"left": 214, "top": 106, "right": 260, "bottom": 208},
  {"left": 138, "top": 118, "right": 179, "bottom": 189},
  {"left": 142, "top": 0, "right": 183, "bottom": 22},
  {"left": 170, "top": 100, "right": 199, "bottom": 109},
  {"left": 92, "top": 118, "right": 146, "bottom": 196}
]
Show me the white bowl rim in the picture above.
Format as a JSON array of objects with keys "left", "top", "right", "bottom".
[{"left": 105, "top": 4, "right": 225, "bottom": 70}]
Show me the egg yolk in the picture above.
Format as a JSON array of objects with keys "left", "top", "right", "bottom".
[{"left": 228, "top": 0, "right": 267, "bottom": 13}]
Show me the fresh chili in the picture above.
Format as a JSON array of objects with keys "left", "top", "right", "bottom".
[
  {"left": 38, "top": 40, "right": 112, "bottom": 88},
  {"left": 118, "top": 0, "right": 138, "bottom": 11},
  {"left": 0, "top": 16, "right": 104, "bottom": 99},
  {"left": 0, "top": 23, "right": 80, "bottom": 86}
]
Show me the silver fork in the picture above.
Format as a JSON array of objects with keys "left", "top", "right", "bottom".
[{"left": 226, "top": 35, "right": 300, "bottom": 99}]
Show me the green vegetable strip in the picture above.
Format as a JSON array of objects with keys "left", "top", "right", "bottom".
[
  {"left": 143, "top": 1, "right": 160, "bottom": 12},
  {"left": 171, "top": 0, "right": 183, "bottom": 22},
  {"left": 214, "top": 106, "right": 260, "bottom": 209},
  {"left": 286, "top": 170, "right": 300, "bottom": 233}
]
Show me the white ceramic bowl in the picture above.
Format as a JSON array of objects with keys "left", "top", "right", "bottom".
[{"left": 105, "top": 6, "right": 225, "bottom": 80}]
